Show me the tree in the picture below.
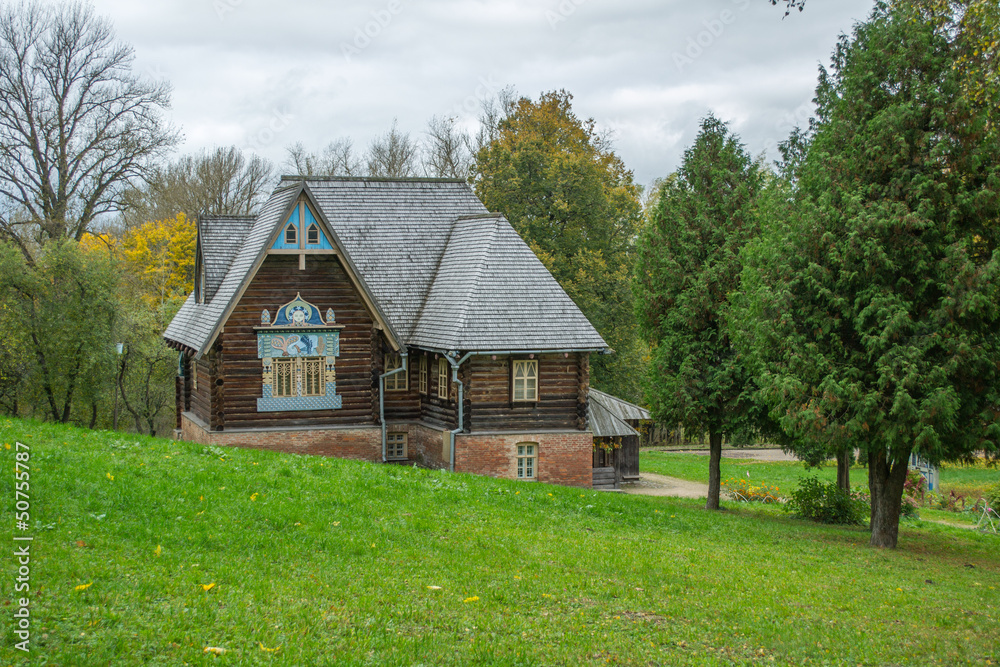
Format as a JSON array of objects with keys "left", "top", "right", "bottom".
[
  {"left": 738, "top": 1, "right": 1000, "bottom": 548},
  {"left": 285, "top": 138, "right": 362, "bottom": 178},
  {"left": 473, "top": 90, "right": 646, "bottom": 401},
  {"left": 366, "top": 120, "right": 420, "bottom": 178},
  {"left": 0, "top": 1, "right": 177, "bottom": 259},
  {"left": 424, "top": 116, "right": 474, "bottom": 179},
  {"left": 634, "top": 116, "right": 767, "bottom": 510},
  {"left": 121, "top": 147, "right": 273, "bottom": 227},
  {"left": 0, "top": 239, "right": 118, "bottom": 423}
]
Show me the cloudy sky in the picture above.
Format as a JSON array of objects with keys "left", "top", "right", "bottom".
[{"left": 90, "top": 0, "right": 876, "bottom": 188}]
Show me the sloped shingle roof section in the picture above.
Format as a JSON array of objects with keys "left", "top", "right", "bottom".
[
  {"left": 199, "top": 215, "right": 255, "bottom": 302},
  {"left": 165, "top": 177, "right": 609, "bottom": 356},
  {"left": 409, "top": 214, "right": 607, "bottom": 351},
  {"left": 587, "top": 389, "right": 650, "bottom": 438},
  {"left": 164, "top": 184, "right": 301, "bottom": 354},
  {"left": 306, "top": 178, "right": 488, "bottom": 340}
]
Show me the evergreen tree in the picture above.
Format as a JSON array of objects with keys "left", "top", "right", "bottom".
[
  {"left": 738, "top": 1, "right": 1000, "bottom": 548},
  {"left": 634, "top": 115, "right": 766, "bottom": 509}
]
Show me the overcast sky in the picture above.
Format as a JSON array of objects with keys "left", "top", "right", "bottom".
[{"left": 90, "top": 0, "right": 876, "bottom": 189}]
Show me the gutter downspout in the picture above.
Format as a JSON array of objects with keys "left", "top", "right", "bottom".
[
  {"left": 447, "top": 351, "right": 475, "bottom": 473},
  {"left": 379, "top": 351, "right": 408, "bottom": 462}
]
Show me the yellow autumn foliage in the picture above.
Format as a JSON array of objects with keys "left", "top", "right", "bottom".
[{"left": 116, "top": 214, "right": 196, "bottom": 308}]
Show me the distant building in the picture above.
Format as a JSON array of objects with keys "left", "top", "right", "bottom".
[{"left": 164, "top": 177, "right": 618, "bottom": 487}]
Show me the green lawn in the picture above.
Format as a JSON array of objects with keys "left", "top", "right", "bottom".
[
  {"left": 641, "top": 450, "right": 999, "bottom": 499},
  {"left": 2, "top": 418, "right": 999, "bottom": 665}
]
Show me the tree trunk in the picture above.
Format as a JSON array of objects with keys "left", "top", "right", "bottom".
[
  {"left": 867, "top": 447, "right": 911, "bottom": 549},
  {"left": 89, "top": 401, "right": 98, "bottom": 429},
  {"left": 836, "top": 448, "right": 851, "bottom": 490},
  {"left": 706, "top": 430, "right": 723, "bottom": 510}
]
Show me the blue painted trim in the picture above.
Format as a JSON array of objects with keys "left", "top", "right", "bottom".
[
  {"left": 271, "top": 207, "right": 300, "bottom": 249},
  {"left": 303, "top": 206, "right": 333, "bottom": 249},
  {"left": 257, "top": 382, "right": 342, "bottom": 412}
]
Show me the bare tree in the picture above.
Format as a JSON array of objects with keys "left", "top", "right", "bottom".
[
  {"left": 424, "top": 116, "right": 473, "bottom": 179},
  {"left": 366, "top": 120, "right": 420, "bottom": 178},
  {"left": 285, "top": 138, "right": 362, "bottom": 177},
  {"left": 121, "top": 146, "right": 274, "bottom": 226},
  {"left": 0, "top": 1, "right": 178, "bottom": 259}
]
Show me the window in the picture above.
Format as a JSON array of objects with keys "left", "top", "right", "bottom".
[
  {"left": 418, "top": 354, "right": 428, "bottom": 394},
  {"left": 274, "top": 358, "right": 294, "bottom": 397},
  {"left": 438, "top": 358, "right": 449, "bottom": 399},
  {"left": 385, "top": 353, "right": 407, "bottom": 391},
  {"left": 512, "top": 359, "right": 538, "bottom": 402},
  {"left": 307, "top": 223, "right": 319, "bottom": 245},
  {"left": 273, "top": 357, "right": 325, "bottom": 398},
  {"left": 516, "top": 443, "right": 536, "bottom": 479},
  {"left": 387, "top": 433, "right": 407, "bottom": 460},
  {"left": 285, "top": 223, "right": 297, "bottom": 245}
]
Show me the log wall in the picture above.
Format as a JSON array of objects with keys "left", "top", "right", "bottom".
[{"left": 217, "top": 254, "right": 378, "bottom": 429}]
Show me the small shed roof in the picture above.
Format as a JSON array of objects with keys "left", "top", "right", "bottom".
[{"left": 587, "top": 389, "right": 650, "bottom": 438}]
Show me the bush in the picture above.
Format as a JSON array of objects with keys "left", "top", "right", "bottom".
[
  {"left": 985, "top": 482, "right": 1000, "bottom": 509},
  {"left": 722, "top": 477, "right": 783, "bottom": 503},
  {"left": 787, "top": 477, "right": 869, "bottom": 525}
]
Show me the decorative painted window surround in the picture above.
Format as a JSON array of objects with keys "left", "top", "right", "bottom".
[{"left": 256, "top": 294, "right": 343, "bottom": 412}]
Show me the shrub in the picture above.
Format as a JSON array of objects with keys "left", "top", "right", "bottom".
[
  {"left": 903, "top": 469, "right": 926, "bottom": 502},
  {"left": 787, "top": 477, "right": 869, "bottom": 525},
  {"left": 722, "top": 477, "right": 783, "bottom": 503},
  {"left": 985, "top": 482, "right": 1000, "bottom": 509}
]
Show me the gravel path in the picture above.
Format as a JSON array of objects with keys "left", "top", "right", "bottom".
[{"left": 621, "top": 472, "right": 709, "bottom": 499}]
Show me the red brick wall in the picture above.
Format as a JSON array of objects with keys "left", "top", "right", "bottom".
[
  {"left": 455, "top": 431, "right": 594, "bottom": 488},
  {"left": 181, "top": 413, "right": 380, "bottom": 460}
]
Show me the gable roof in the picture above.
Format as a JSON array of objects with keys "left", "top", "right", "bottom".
[
  {"left": 587, "top": 389, "right": 650, "bottom": 438},
  {"left": 165, "top": 177, "right": 608, "bottom": 357},
  {"left": 197, "top": 215, "right": 255, "bottom": 302}
]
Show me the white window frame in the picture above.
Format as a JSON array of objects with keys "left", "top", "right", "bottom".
[
  {"left": 512, "top": 359, "right": 538, "bottom": 402},
  {"left": 385, "top": 352, "right": 407, "bottom": 391},
  {"left": 516, "top": 443, "right": 537, "bottom": 480},
  {"left": 438, "top": 358, "right": 448, "bottom": 399},
  {"left": 418, "top": 354, "right": 428, "bottom": 395}
]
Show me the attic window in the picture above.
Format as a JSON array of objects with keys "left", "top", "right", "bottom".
[
  {"left": 285, "top": 223, "right": 297, "bottom": 245},
  {"left": 307, "top": 223, "right": 319, "bottom": 245}
]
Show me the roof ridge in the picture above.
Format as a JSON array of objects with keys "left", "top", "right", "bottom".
[
  {"left": 279, "top": 175, "right": 468, "bottom": 184},
  {"left": 449, "top": 217, "right": 500, "bottom": 338}
]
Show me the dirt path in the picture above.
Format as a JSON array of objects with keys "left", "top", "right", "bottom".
[{"left": 622, "top": 472, "right": 709, "bottom": 499}]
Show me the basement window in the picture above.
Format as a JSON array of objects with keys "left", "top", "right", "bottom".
[
  {"left": 516, "top": 443, "right": 537, "bottom": 480},
  {"left": 387, "top": 433, "right": 407, "bottom": 460}
]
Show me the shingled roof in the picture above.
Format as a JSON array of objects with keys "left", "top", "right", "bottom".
[
  {"left": 197, "top": 215, "right": 255, "bottom": 302},
  {"left": 587, "top": 389, "right": 651, "bottom": 438},
  {"left": 164, "top": 177, "right": 608, "bottom": 357}
]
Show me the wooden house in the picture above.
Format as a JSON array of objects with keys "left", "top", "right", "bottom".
[{"left": 164, "top": 176, "right": 614, "bottom": 487}]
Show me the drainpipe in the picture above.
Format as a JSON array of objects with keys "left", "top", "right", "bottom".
[
  {"left": 379, "top": 351, "right": 408, "bottom": 462},
  {"left": 446, "top": 351, "right": 475, "bottom": 472}
]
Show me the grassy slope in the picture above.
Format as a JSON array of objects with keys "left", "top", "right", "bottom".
[{"left": 0, "top": 418, "right": 997, "bottom": 666}]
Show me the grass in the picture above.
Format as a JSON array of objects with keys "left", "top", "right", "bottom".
[
  {"left": 1, "top": 417, "right": 998, "bottom": 666},
  {"left": 641, "top": 450, "right": 999, "bottom": 499}
]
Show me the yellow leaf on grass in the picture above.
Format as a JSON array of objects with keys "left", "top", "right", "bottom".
[
  {"left": 259, "top": 642, "right": 281, "bottom": 653},
  {"left": 75, "top": 582, "right": 92, "bottom": 591},
  {"left": 201, "top": 583, "right": 215, "bottom": 592},
  {"left": 464, "top": 596, "right": 479, "bottom": 603},
  {"left": 154, "top": 545, "right": 162, "bottom": 557},
  {"left": 106, "top": 472, "right": 114, "bottom": 481},
  {"left": 250, "top": 493, "right": 258, "bottom": 502},
  {"left": 204, "top": 646, "right": 227, "bottom": 654}
]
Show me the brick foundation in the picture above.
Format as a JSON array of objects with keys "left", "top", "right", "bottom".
[
  {"left": 180, "top": 413, "right": 381, "bottom": 460},
  {"left": 179, "top": 414, "right": 593, "bottom": 487},
  {"left": 455, "top": 431, "right": 594, "bottom": 488}
]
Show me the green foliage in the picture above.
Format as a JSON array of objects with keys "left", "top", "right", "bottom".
[
  {"left": 633, "top": 115, "right": 765, "bottom": 437},
  {"left": 473, "top": 90, "right": 646, "bottom": 401},
  {"left": 788, "top": 477, "right": 869, "bottom": 526},
  {"left": 2, "top": 417, "right": 1000, "bottom": 665},
  {"left": 985, "top": 482, "right": 1000, "bottom": 509},
  {"left": 736, "top": 1, "right": 1000, "bottom": 547},
  {"left": 0, "top": 240, "right": 118, "bottom": 422}
]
